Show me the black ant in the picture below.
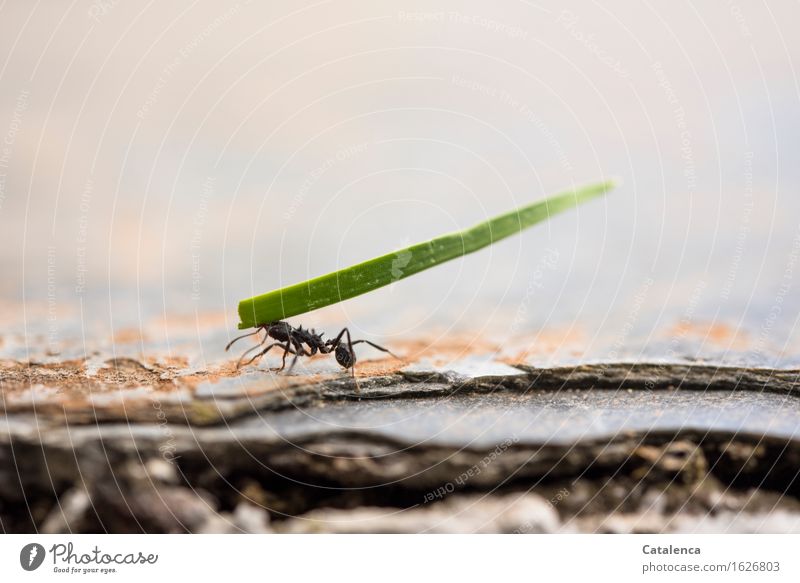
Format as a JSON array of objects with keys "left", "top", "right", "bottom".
[{"left": 225, "top": 321, "right": 399, "bottom": 390}]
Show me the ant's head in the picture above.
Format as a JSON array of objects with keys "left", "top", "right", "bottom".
[{"left": 335, "top": 343, "right": 355, "bottom": 369}]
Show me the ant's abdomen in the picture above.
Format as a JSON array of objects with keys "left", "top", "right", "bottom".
[{"left": 335, "top": 344, "right": 355, "bottom": 369}]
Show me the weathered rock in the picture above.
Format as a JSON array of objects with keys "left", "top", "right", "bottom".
[{"left": 277, "top": 493, "right": 561, "bottom": 534}]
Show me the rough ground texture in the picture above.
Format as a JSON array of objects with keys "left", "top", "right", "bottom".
[{"left": 2, "top": 316, "right": 800, "bottom": 533}]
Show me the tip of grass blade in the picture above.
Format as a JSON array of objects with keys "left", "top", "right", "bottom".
[{"left": 602, "top": 176, "right": 620, "bottom": 190}]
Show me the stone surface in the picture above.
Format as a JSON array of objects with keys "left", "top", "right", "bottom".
[{"left": 2, "top": 345, "right": 800, "bottom": 533}]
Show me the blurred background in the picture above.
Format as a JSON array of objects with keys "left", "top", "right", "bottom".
[{"left": 1, "top": 0, "right": 799, "bottom": 365}]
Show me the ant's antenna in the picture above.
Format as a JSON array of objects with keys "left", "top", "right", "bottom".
[{"left": 225, "top": 327, "right": 266, "bottom": 352}]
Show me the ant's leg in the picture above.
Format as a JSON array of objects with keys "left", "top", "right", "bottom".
[
  {"left": 285, "top": 337, "right": 307, "bottom": 374},
  {"left": 235, "top": 335, "right": 275, "bottom": 367},
  {"left": 328, "top": 328, "right": 347, "bottom": 349},
  {"left": 271, "top": 343, "right": 293, "bottom": 372},
  {"left": 240, "top": 341, "right": 286, "bottom": 368},
  {"left": 283, "top": 332, "right": 311, "bottom": 374},
  {"left": 350, "top": 339, "right": 401, "bottom": 360},
  {"left": 225, "top": 326, "right": 266, "bottom": 352},
  {"left": 241, "top": 342, "right": 294, "bottom": 368},
  {"left": 284, "top": 350, "right": 302, "bottom": 374},
  {"left": 342, "top": 328, "right": 361, "bottom": 393},
  {"left": 286, "top": 340, "right": 313, "bottom": 373}
]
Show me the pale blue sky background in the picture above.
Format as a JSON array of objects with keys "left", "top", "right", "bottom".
[{"left": 1, "top": 1, "right": 798, "bottom": 362}]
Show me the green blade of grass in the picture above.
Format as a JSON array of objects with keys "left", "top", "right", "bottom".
[{"left": 238, "top": 180, "right": 613, "bottom": 329}]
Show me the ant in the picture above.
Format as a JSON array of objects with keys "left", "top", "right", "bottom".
[{"left": 225, "top": 321, "right": 399, "bottom": 390}]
